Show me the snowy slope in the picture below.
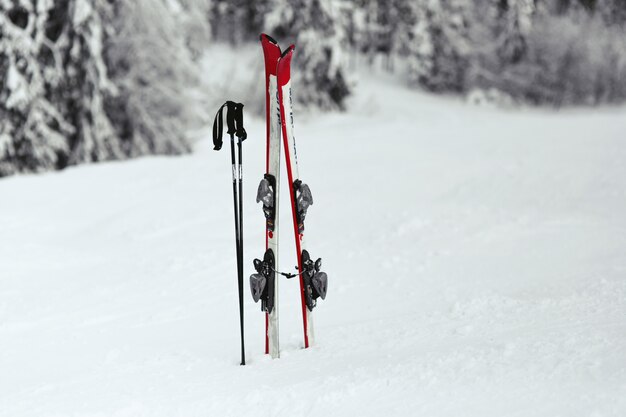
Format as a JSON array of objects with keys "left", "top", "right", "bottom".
[{"left": 1, "top": 72, "right": 626, "bottom": 417}]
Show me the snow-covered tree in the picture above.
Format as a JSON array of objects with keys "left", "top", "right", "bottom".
[
  {"left": 406, "top": 1, "right": 434, "bottom": 87},
  {"left": 264, "top": 0, "right": 353, "bottom": 110},
  {"left": 210, "top": 0, "right": 270, "bottom": 43},
  {"left": 0, "top": 0, "right": 114, "bottom": 176},
  {"left": 407, "top": 0, "right": 469, "bottom": 93},
  {"left": 104, "top": 0, "right": 210, "bottom": 158},
  {"left": 389, "top": 0, "right": 418, "bottom": 58},
  {"left": 0, "top": 0, "right": 210, "bottom": 177},
  {"left": 595, "top": 0, "right": 626, "bottom": 25},
  {"left": 494, "top": 0, "right": 535, "bottom": 65},
  {"left": 4, "top": 0, "right": 626, "bottom": 179},
  {"left": 476, "top": 1, "right": 626, "bottom": 106},
  {"left": 461, "top": 0, "right": 534, "bottom": 97}
]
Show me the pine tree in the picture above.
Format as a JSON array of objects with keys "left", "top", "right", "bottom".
[
  {"left": 495, "top": 0, "right": 535, "bottom": 65},
  {"left": 408, "top": 0, "right": 470, "bottom": 93},
  {"left": 104, "top": 0, "right": 209, "bottom": 158},
  {"left": 0, "top": 0, "right": 113, "bottom": 176},
  {"left": 389, "top": 0, "right": 418, "bottom": 58},
  {"left": 264, "top": 0, "right": 352, "bottom": 110},
  {"left": 210, "top": 0, "right": 272, "bottom": 44},
  {"left": 407, "top": 1, "right": 435, "bottom": 87},
  {"left": 596, "top": 0, "right": 626, "bottom": 25},
  {"left": 0, "top": 0, "right": 210, "bottom": 177}
]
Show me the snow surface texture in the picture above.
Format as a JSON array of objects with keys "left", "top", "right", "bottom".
[{"left": 1, "top": 72, "right": 626, "bottom": 416}]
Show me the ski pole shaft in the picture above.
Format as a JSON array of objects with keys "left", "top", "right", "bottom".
[
  {"left": 237, "top": 136, "right": 245, "bottom": 366},
  {"left": 229, "top": 133, "right": 245, "bottom": 366}
]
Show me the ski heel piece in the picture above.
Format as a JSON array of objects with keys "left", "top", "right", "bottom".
[
  {"left": 300, "top": 250, "right": 328, "bottom": 311},
  {"left": 249, "top": 271, "right": 266, "bottom": 303},
  {"left": 249, "top": 249, "right": 276, "bottom": 313},
  {"left": 293, "top": 180, "right": 313, "bottom": 233},
  {"left": 256, "top": 174, "right": 277, "bottom": 231}
]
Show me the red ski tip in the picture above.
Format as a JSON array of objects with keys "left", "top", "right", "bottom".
[
  {"left": 277, "top": 45, "right": 295, "bottom": 87},
  {"left": 260, "top": 34, "right": 282, "bottom": 76},
  {"left": 281, "top": 44, "right": 295, "bottom": 59},
  {"left": 260, "top": 33, "right": 278, "bottom": 45}
]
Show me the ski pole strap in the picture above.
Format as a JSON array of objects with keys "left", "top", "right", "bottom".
[{"left": 212, "top": 101, "right": 239, "bottom": 151}]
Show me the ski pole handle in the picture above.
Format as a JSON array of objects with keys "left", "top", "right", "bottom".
[{"left": 212, "top": 101, "right": 238, "bottom": 151}]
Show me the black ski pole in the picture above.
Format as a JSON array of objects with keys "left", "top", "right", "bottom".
[
  {"left": 234, "top": 103, "right": 247, "bottom": 365},
  {"left": 213, "top": 100, "right": 247, "bottom": 365}
]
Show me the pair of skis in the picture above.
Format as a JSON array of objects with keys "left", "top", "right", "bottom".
[{"left": 249, "top": 34, "right": 328, "bottom": 358}]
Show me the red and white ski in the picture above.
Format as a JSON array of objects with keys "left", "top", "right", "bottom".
[
  {"left": 256, "top": 34, "right": 282, "bottom": 358},
  {"left": 277, "top": 45, "right": 327, "bottom": 349}
]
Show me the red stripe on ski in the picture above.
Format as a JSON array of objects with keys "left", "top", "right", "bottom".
[{"left": 265, "top": 312, "right": 269, "bottom": 354}]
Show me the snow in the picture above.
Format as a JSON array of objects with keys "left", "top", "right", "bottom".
[
  {"left": 72, "top": 0, "right": 93, "bottom": 26},
  {"left": 2, "top": 71, "right": 626, "bottom": 416}
]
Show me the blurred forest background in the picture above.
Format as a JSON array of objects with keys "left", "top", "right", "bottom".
[{"left": 1, "top": 0, "right": 625, "bottom": 177}]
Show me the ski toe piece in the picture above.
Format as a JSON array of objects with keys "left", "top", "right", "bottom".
[
  {"left": 312, "top": 272, "right": 328, "bottom": 300},
  {"left": 250, "top": 250, "right": 275, "bottom": 310},
  {"left": 250, "top": 273, "right": 267, "bottom": 303},
  {"left": 294, "top": 181, "right": 313, "bottom": 231},
  {"left": 256, "top": 178, "right": 274, "bottom": 206}
]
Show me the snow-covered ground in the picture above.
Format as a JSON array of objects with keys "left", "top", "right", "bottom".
[{"left": 2, "top": 72, "right": 626, "bottom": 417}]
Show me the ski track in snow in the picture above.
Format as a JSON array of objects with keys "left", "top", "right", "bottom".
[{"left": 1, "top": 73, "right": 626, "bottom": 416}]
